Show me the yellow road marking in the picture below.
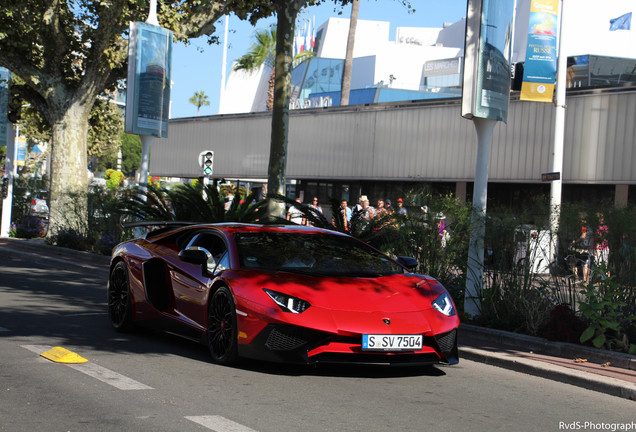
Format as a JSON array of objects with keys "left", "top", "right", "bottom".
[{"left": 40, "top": 346, "right": 88, "bottom": 364}]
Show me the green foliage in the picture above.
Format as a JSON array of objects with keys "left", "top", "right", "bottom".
[
  {"left": 105, "top": 169, "right": 125, "bottom": 189},
  {"left": 0, "top": 0, "right": 229, "bottom": 235},
  {"left": 234, "top": 26, "right": 278, "bottom": 71},
  {"left": 88, "top": 99, "right": 123, "bottom": 162},
  {"left": 578, "top": 273, "right": 636, "bottom": 353},
  {"left": 117, "top": 182, "right": 269, "bottom": 225},
  {"left": 120, "top": 133, "right": 142, "bottom": 177},
  {"left": 471, "top": 205, "right": 556, "bottom": 335}
]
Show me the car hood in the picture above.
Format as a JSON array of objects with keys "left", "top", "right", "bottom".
[{"left": 232, "top": 270, "right": 446, "bottom": 313}]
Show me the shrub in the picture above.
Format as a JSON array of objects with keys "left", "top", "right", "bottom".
[
  {"left": 541, "top": 303, "right": 587, "bottom": 343},
  {"left": 11, "top": 216, "right": 46, "bottom": 239},
  {"left": 52, "top": 227, "right": 91, "bottom": 251}
]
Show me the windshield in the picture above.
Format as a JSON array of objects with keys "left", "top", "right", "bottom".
[{"left": 234, "top": 232, "right": 404, "bottom": 277}]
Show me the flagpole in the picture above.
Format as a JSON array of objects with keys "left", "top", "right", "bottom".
[{"left": 219, "top": 14, "right": 229, "bottom": 113}]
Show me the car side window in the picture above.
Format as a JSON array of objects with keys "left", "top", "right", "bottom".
[{"left": 188, "top": 232, "right": 229, "bottom": 273}]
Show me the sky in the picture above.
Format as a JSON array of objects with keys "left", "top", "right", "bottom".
[{"left": 169, "top": 0, "right": 468, "bottom": 119}]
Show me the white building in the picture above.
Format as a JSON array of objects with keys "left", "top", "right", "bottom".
[{"left": 218, "top": 0, "right": 636, "bottom": 115}]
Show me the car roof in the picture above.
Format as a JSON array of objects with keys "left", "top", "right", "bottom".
[
  {"left": 143, "top": 222, "right": 347, "bottom": 242},
  {"left": 195, "top": 223, "right": 345, "bottom": 236}
]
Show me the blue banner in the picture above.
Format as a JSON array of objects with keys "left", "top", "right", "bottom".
[{"left": 520, "top": 0, "right": 559, "bottom": 103}]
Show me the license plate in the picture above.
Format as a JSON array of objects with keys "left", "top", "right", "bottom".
[{"left": 362, "top": 334, "right": 423, "bottom": 352}]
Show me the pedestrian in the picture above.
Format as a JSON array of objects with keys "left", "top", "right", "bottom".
[
  {"left": 420, "top": 205, "right": 430, "bottom": 228},
  {"left": 435, "top": 212, "right": 449, "bottom": 248},
  {"left": 334, "top": 199, "right": 352, "bottom": 230},
  {"left": 572, "top": 215, "right": 592, "bottom": 283},
  {"left": 286, "top": 197, "right": 305, "bottom": 225},
  {"left": 375, "top": 199, "right": 388, "bottom": 218},
  {"left": 224, "top": 191, "right": 234, "bottom": 211},
  {"left": 594, "top": 212, "right": 609, "bottom": 273},
  {"left": 385, "top": 199, "right": 394, "bottom": 213},
  {"left": 361, "top": 197, "right": 375, "bottom": 221},
  {"left": 307, "top": 197, "right": 323, "bottom": 226},
  {"left": 396, "top": 198, "right": 408, "bottom": 216}
]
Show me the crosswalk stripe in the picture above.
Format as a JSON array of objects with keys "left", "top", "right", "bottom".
[
  {"left": 185, "top": 415, "right": 258, "bottom": 432},
  {"left": 21, "top": 345, "right": 153, "bottom": 390}
]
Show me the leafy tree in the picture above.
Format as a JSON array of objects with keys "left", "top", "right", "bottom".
[
  {"left": 120, "top": 132, "right": 142, "bottom": 177},
  {"left": 189, "top": 90, "right": 211, "bottom": 116},
  {"left": 88, "top": 99, "right": 124, "bottom": 168},
  {"left": 0, "top": 0, "right": 228, "bottom": 235}
]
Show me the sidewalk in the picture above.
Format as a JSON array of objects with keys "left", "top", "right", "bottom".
[
  {"left": 459, "top": 324, "right": 636, "bottom": 401},
  {"left": 1, "top": 237, "right": 635, "bottom": 400}
]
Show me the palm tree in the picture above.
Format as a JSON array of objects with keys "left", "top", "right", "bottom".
[
  {"left": 234, "top": 26, "right": 315, "bottom": 111},
  {"left": 189, "top": 90, "right": 210, "bottom": 116}
]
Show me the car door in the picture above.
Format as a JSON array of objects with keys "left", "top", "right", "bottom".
[{"left": 171, "top": 231, "right": 229, "bottom": 328}]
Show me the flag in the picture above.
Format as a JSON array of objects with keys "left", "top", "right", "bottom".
[
  {"left": 305, "top": 20, "right": 312, "bottom": 52},
  {"left": 311, "top": 16, "right": 315, "bottom": 50},
  {"left": 293, "top": 30, "right": 299, "bottom": 56},
  {"left": 609, "top": 12, "right": 631, "bottom": 31}
]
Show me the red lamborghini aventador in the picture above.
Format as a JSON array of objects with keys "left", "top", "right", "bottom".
[{"left": 107, "top": 223, "right": 459, "bottom": 366}]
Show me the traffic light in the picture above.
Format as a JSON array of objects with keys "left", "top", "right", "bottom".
[
  {"left": 1, "top": 178, "right": 8, "bottom": 199},
  {"left": 7, "top": 95, "right": 22, "bottom": 123},
  {"left": 199, "top": 150, "right": 214, "bottom": 176}
]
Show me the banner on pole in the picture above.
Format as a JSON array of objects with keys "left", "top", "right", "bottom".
[
  {"left": 520, "top": 0, "right": 559, "bottom": 102},
  {"left": 125, "top": 22, "right": 173, "bottom": 138},
  {"left": 461, "top": 0, "right": 515, "bottom": 123},
  {"left": 15, "top": 135, "right": 26, "bottom": 167}
]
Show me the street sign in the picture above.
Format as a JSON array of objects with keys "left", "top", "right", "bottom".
[{"left": 541, "top": 172, "right": 560, "bottom": 182}]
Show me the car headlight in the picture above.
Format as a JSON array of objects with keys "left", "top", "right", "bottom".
[
  {"left": 432, "top": 292, "right": 456, "bottom": 316},
  {"left": 264, "top": 289, "right": 311, "bottom": 314}
]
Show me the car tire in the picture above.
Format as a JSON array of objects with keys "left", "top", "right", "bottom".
[
  {"left": 207, "top": 286, "right": 239, "bottom": 365},
  {"left": 108, "top": 261, "right": 135, "bottom": 332}
]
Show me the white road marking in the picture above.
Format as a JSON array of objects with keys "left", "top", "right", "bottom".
[
  {"left": 21, "top": 345, "right": 153, "bottom": 390},
  {"left": 0, "top": 326, "right": 9, "bottom": 332},
  {"left": 185, "top": 415, "right": 258, "bottom": 432}
]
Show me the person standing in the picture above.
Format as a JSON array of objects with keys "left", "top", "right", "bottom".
[
  {"left": 307, "top": 197, "right": 323, "bottom": 226},
  {"left": 361, "top": 197, "right": 375, "bottom": 221},
  {"left": 375, "top": 199, "right": 388, "bottom": 218},
  {"left": 396, "top": 198, "right": 408, "bottom": 217},
  {"left": 286, "top": 197, "right": 305, "bottom": 225},
  {"left": 334, "top": 199, "right": 352, "bottom": 230},
  {"left": 435, "top": 212, "right": 449, "bottom": 248},
  {"left": 385, "top": 199, "right": 394, "bottom": 213}
]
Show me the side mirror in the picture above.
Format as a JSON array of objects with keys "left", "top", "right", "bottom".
[
  {"left": 179, "top": 247, "right": 211, "bottom": 266},
  {"left": 396, "top": 256, "right": 418, "bottom": 271}
]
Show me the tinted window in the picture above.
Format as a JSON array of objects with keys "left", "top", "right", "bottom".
[{"left": 234, "top": 232, "right": 403, "bottom": 277}]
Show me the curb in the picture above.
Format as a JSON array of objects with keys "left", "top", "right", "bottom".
[
  {"left": 458, "top": 345, "right": 636, "bottom": 401},
  {"left": 460, "top": 324, "right": 636, "bottom": 371}
]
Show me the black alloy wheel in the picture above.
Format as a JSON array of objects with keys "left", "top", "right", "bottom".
[
  {"left": 207, "top": 286, "right": 239, "bottom": 365},
  {"left": 108, "top": 261, "right": 134, "bottom": 332}
]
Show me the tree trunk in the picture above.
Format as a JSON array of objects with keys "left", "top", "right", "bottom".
[
  {"left": 267, "top": 0, "right": 301, "bottom": 219},
  {"left": 340, "top": 0, "right": 360, "bottom": 106},
  {"left": 48, "top": 102, "right": 91, "bottom": 236}
]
